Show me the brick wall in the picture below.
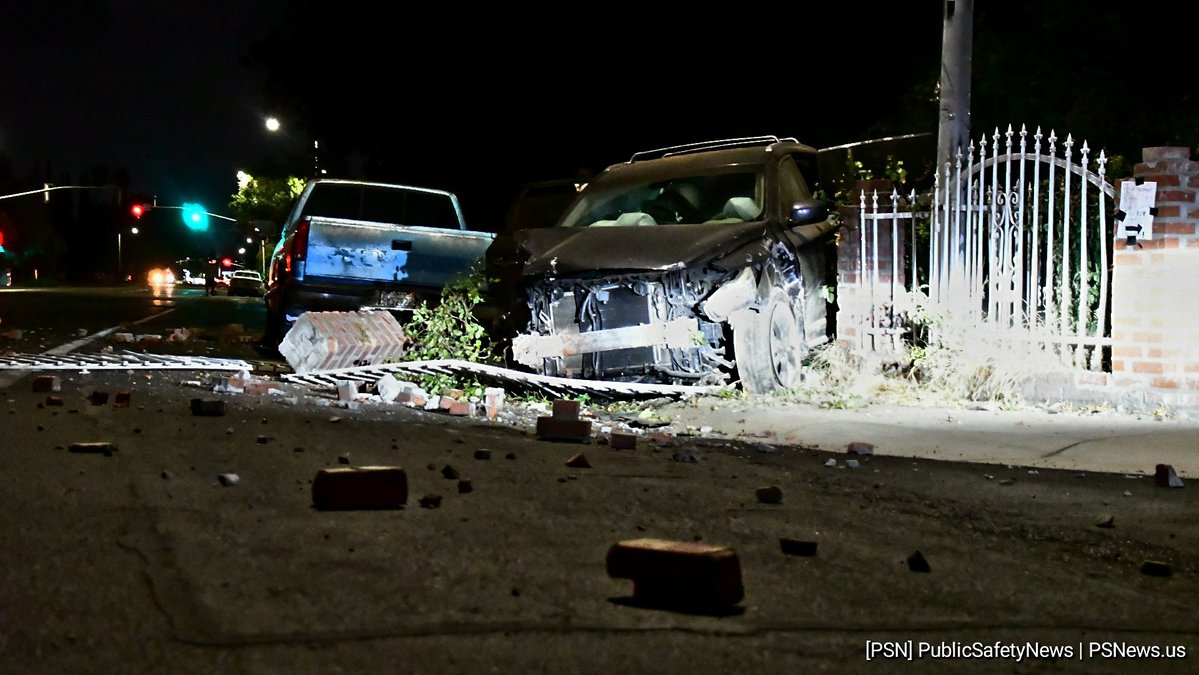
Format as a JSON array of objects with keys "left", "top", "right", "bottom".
[{"left": 1106, "top": 146, "right": 1199, "bottom": 409}]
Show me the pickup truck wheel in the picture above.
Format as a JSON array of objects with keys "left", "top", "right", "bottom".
[{"left": 732, "top": 283, "right": 807, "bottom": 395}]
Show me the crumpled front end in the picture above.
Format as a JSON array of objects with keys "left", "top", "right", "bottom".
[{"left": 512, "top": 265, "right": 756, "bottom": 385}]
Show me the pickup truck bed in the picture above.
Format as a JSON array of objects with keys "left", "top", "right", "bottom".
[{"left": 264, "top": 179, "right": 494, "bottom": 346}]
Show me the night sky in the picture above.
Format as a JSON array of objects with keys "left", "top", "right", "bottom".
[{"left": 3, "top": 2, "right": 1195, "bottom": 236}]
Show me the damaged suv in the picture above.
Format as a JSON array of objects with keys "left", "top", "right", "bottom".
[{"left": 504, "top": 136, "right": 838, "bottom": 394}]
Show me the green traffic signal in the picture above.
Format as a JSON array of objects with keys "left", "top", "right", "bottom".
[{"left": 181, "top": 202, "right": 209, "bottom": 232}]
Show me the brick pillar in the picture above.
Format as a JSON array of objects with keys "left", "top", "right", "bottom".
[{"left": 1109, "top": 147, "right": 1199, "bottom": 406}]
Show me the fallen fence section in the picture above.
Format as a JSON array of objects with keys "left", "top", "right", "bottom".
[
  {"left": 0, "top": 351, "right": 254, "bottom": 372},
  {"left": 281, "top": 359, "right": 725, "bottom": 401}
]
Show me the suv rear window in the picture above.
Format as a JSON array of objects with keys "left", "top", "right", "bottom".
[{"left": 300, "top": 184, "right": 460, "bottom": 229}]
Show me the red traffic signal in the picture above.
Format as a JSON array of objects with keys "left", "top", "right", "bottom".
[
  {"left": 131, "top": 203, "right": 147, "bottom": 219},
  {"left": 221, "top": 257, "right": 233, "bottom": 268}
]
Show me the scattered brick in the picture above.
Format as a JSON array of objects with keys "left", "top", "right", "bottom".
[
  {"left": 606, "top": 538, "right": 744, "bottom": 610},
  {"left": 484, "top": 387, "right": 505, "bottom": 419},
  {"left": 779, "top": 538, "right": 818, "bottom": 557},
  {"left": 1154, "top": 464, "right": 1185, "bottom": 488},
  {"left": 536, "top": 416, "right": 592, "bottom": 442},
  {"left": 68, "top": 442, "right": 117, "bottom": 456},
  {"left": 847, "top": 441, "right": 874, "bottom": 455},
  {"left": 610, "top": 432, "right": 637, "bottom": 450},
  {"left": 565, "top": 452, "right": 591, "bottom": 468},
  {"left": 672, "top": 448, "right": 701, "bottom": 463},
  {"left": 907, "top": 550, "right": 931, "bottom": 573},
  {"left": 473, "top": 449, "right": 492, "bottom": 460},
  {"left": 217, "top": 473, "right": 240, "bottom": 487},
  {"left": 336, "top": 380, "right": 358, "bottom": 402},
  {"left": 191, "top": 398, "right": 226, "bottom": 416},
  {"left": 1140, "top": 560, "right": 1173, "bottom": 577},
  {"left": 337, "top": 454, "right": 351, "bottom": 465},
  {"left": 505, "top": 452, "right": 517, "bottom": 460},
  {"left": 446, "top": 400, "right": 470, "bottom": 416},
  {"left": 31, "top": 375, "right": 61, "bottom": 393},
  {"left": 755, "top": 486, "right": 783, "bottom": 504},
  {"left": 160, "top": 471, "right": 172, "bottom": 480},
  {"left": 1095, "top": 515, "right": 1115, "bottom": 528},
  {"left": 552, "top": 399, "right": 581, "bottom": 419},
  {"left": 457, "top": 479, "right": 473, "bottom": 494},
  {"left": 256, "top": 435, "right": 270, "bottom": 445},
  {"left": 441, "top": 465, "right": 460, "bottom": 480},
  {"left": 312, "top": 466, "right": 408, "bottom": 510},
  {"left": 45, "top": 395, "right": 64, "bottom": 407},
  {"left": 88, "top": 391, "right": 109, "bottom": 406},
  {"left": 113, "top": 391, "right": 132, "bottom": 408},
  {"left": 418, "top": 493, "right": 443, "bottom": 509}
]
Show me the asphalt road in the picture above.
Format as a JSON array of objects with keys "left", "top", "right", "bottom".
[{"left": 2, "top": 285, "right": 1198, "bottom": 673}]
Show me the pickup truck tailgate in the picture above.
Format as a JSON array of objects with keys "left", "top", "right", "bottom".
[{"left": 305, "top": 218, "right": 495, "bottom": 288}]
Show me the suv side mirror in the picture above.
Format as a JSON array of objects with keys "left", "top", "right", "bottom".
[{"left": 789, "top": 199, "right": 830, "bottom": 226}]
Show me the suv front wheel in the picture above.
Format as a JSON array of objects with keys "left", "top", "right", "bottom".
[{"left": 732, "top": 282, "right": 808, "bottom": 394}]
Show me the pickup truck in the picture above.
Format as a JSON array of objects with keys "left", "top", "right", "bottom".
[{"left": 263, "top": 179, "right": 495, "bottom": 347}]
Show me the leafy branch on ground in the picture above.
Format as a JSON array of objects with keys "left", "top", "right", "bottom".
[{"left": 400, "top": 266, "right": 493, "bottom": 395}]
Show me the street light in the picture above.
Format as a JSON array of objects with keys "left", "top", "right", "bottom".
[{"left": 117, "top": 227, "right": 138, "bottom": 281}]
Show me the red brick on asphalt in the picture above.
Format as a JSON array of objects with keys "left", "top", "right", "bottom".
[
  {"left": 606, "top": 538, "right": 744, "bottom": 610},
  {"left": 311, "top": 466, "right": 408, "bottom": 510},
  {"left": 32, "top": 375, "right": 61, "bottom": 393},
  {"left": 610, "top": 432, "right": 637, "bottom": 450},
  {"left": 536, "top": 416, "right": 591, "bottom": 442}
]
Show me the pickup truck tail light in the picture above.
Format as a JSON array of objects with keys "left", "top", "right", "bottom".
[{"left": 284, "top": 218, "right": 311, "bottom": 273}]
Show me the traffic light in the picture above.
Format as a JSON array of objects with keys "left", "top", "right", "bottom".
[
  {"left": 181, "top": 202, "right": 209, "bottom": 232},
  {"left": 130, "top": 203, "right": 148, "bottom": 219},
  {"left": 221, "top": 257, "right": 233, "bottom": 268}
]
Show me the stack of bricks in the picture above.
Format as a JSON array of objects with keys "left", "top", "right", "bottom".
[
  {"left": 1109, "top": 147, "right": 1199, "bottom": 409},
  {"left": 278, "top": 310, "right": 410, "bottom": 374},
  {"left": 535, "top": 399, "right": 592, "bottom": 442}
]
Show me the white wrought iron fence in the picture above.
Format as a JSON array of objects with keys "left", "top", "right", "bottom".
[{"left": 924, "top": 125, "right": 1116, "bottom": 371}]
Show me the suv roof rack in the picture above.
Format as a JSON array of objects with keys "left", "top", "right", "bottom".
[{"left": 628, "top": 135, "right": 799, "bottom": 163}]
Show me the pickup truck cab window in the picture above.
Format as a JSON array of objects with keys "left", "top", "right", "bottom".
[{"left": 300, "top": 183, "right": 461, "bottom": 229}]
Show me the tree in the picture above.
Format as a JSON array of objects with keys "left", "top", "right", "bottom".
[{"left": 227, "top": 172, "right": 304, "bottom": 234}]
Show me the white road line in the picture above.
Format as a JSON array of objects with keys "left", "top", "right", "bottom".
[{"left": 0, "top": 308, "right": 177, "bottom": 389}]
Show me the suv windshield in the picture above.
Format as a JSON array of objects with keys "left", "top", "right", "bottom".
[{"left": 559, "top": 169, "right": 763, "bottom": 228}]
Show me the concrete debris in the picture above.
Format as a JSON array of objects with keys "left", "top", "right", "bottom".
[
  {"left": 846, "top": 459, "right": 861, "bottom": 470},
  {"left": 565, "top": 452, "right": 591, "bottom": 468},
  {"left": 419, "top": 493, "right": 443, "bottom": 509},
  {"left": 907, "top": 550, "right": 931, "bottom": 573},
  {"left": 754, "top": 443, "right": 777, "bottom": 454},
  {"left": 75, "top": 328, "right": 89, "bottom": 337},
  {"left": 167, "top": 328, "right": 191, "bottom": 343},
  {"left": 336, "top": 380, "right": 358, "bottom": 402},
  {"left": 217, "top": 473, "right": 240, "bottom": 487},
  {"left": 1140, "top": 560, "right": 1173, "bottom": 577},
  {"left": 606, "top": 538, "right": 744, "bottom": 610},
  {"left": 484, "top": 387, "right": 505, "bottom": 420},
  {"left": 1154, "top": 464, "right": 1185, "bottom": 488},
  {"left": 1094, "top": 515, "right": 1115, "bottom": 528},
  {"left": 824, "top": 458, "right": 837, "bottom": 468},
  {"left": 755, "top": 486, "right": 783, "bottom": 504},
  {"left": 1123, "top": 490, "right": 1133, "bottom": 497},
  {"left": 278, "top": 310, "right": 410, "bottom": 374},
  {"left": 779, "top": 538, "right": 818, "bottom": 557},
  {"left": 113, "top": 332, "right": 135, "bottom": 343},
  {"left": 847, "top": 441, "right": 875, "bottom": 456},
  {"left": 312, "top": 466, "right": 408, "bottom": 510},
  {"left": 68, "top": 442, "right": 117, "bottom": 456}
]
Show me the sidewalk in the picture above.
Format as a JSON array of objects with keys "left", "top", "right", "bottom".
[{"left": 658, "top": 398, "right": 1199, "bottom": 478}]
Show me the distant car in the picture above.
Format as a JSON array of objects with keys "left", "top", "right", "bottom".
[{"left": 227, "top": 270, "right": 266, "bottom": 297}]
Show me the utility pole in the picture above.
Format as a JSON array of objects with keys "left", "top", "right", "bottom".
[{"left": 937, "top": 0, "right": 973, "bottom": 171}]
